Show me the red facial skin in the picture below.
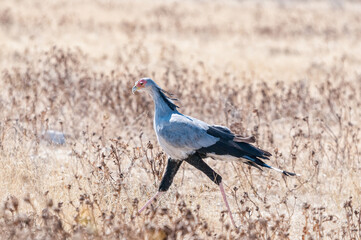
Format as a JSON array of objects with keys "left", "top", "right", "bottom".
[{"left": 136, "top": 79, "right": 147, "bottom": 88}]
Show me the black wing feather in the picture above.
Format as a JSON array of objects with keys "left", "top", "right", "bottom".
[
  {"left": 197, "top": 125, "right": 297, "bottom": 176},
  {"left": 196, "top": 125, "right": 274, "bottom": 171},
  {"left": 200, "top": 126, "right": 271, "bottom": 160}
]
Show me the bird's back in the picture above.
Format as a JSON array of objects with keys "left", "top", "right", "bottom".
[{"left": 154, "top": 112, "right": 219, "bottom": 160}]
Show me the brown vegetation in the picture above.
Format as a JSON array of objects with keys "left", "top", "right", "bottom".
[{"left": 0, "top": 0, "right": 360, "bottom": 239}]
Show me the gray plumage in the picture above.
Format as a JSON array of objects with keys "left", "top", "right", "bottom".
[
  {"left": 133, "top": 78, "right": 297, "bottom": 228},
  {"left": 132, "top": 78, "right": 296, "bottom": 175}
]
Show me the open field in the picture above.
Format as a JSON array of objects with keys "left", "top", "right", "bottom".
[{"left": 0, "top": 0, "right": 361, "bottom": 239}]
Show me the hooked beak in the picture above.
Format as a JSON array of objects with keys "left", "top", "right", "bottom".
[{"left": 132, "top": 85, "right": 138, "bottom": 94}]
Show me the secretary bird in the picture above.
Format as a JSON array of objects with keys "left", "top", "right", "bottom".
[{"left": 132, "top": 78, "right": 296, "bottom": 227}]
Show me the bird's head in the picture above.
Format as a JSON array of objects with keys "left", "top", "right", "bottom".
[
  {"left": 132, "top": 78, "right": 155, "bottom": 94},
  {"left": 132, "top": 78, "right": 179, "bottom": 110}
]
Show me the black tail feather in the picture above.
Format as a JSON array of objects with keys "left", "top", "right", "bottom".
[
  {"left": 200, "top": 126, "right": 298, "bottom": 176},
  {"left": 234, "top": 142, "right": 271, "bottom": 160},
  {"left": 282, "top": 170, "right": 297, "bottom": 176},
  {"left": 244, "top": 161, "right": 263, "bottom": 171}
]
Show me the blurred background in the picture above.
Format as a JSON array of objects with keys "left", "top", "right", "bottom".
[{"left": 0, "top": 0, "right": 360, "bottom": 239}]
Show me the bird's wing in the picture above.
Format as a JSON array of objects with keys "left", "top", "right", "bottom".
[
  {"left": 156, "top": 114, "right": 219, "bottom": 151},
  {"left": 157, "top": 114, "right": 296, "bottom": 176},
  {"left": 206, "top": 125, "right": 256, "bottom": 143},
  {"left": 204, "top": 125, "right": 270, "bottom": 158},
  {"left": 198, "top": 125, "right": 298, "bottom": 176}
]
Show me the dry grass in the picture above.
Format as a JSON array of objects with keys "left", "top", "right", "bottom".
[{"left": 0, "top": 0, "right": 361, "bottom": 239}]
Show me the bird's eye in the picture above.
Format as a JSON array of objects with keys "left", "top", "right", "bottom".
[{"left": 140, "top": 82, "right": 143, "bottom": 85}]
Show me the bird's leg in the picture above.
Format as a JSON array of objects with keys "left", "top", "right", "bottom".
[
  {"left": 138, "top": 158, "right": 183, "bottom": 214},
  {"left": 219, "top": 182, "right": 237, "bottom": 228},
  {"left": 185, "top": 154, "right": 237, "bottom": 228},
  {"left": 158, "top": 158, "right": 183, "bottom": 192},
  {"left": 138, "top": 191, "right": 163, "bottom": 214},
  {"left": 185, "top": 154, "right": 222, "bottom": 184}
]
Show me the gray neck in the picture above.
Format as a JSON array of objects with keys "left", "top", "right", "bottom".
[{"left": 148, "top": 87, "right": 177, "bottom": 118}]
